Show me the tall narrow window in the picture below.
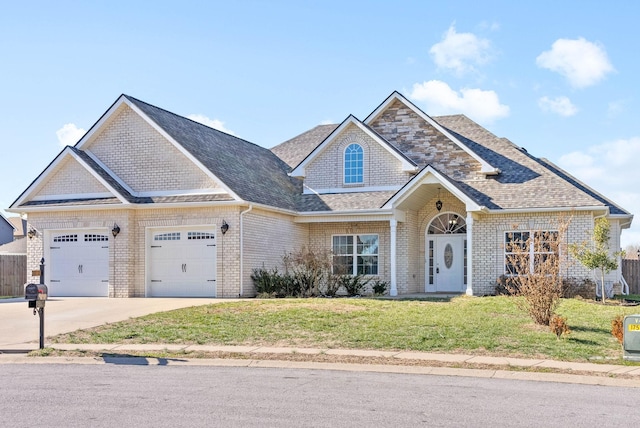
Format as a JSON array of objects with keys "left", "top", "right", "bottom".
[{"left": 344, "top": 143, "right": 363, "bottom": 184}]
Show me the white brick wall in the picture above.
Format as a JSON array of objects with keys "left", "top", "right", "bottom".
[
  {"left": 35, "top": 157, "right": 110, "bottom": 197},
  {"left": 471, "top": 210, "right": 601, "bottom": 295},
  {"left": 304, "top": 125, "right": 411, "bottom": 190},
  {"left": 87, "top": 105, "right": 220, "bottom": 193},
  {"left": 242, "top": 208, "right": 308, "bottom": 296}
]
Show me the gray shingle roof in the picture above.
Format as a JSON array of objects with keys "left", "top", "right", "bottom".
[
  {"left": 270, "top": 124, "right": 338, "bottom": 169},
  {"left": 434, "top": 114, "right": 621, "bottom": 212},
  {"left": 16, "top": 94, "right": 628, "bottom": 217},
  {"left": 298, "top": 191, "right": 396, "bottom": 212},
  {"left": 124, "top": 96, "right": 301, "bottom": 210},
  {"left": 276, "top": 112, "right": 627, "bottom": 215}
]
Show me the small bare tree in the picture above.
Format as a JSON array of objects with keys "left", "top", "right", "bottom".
[
  {"left": 505, "top": 217, "right": 571, "bottom": 326},
  {"left": 569, "top": 217, "right": 622, "bottom": 304}
]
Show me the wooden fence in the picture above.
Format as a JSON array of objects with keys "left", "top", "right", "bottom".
[
  {"left": 622, "top": 259, "right": 640, "bottom": 295},
  {"left": 0, "top": 255, "right": 26, "bottom": 297}
]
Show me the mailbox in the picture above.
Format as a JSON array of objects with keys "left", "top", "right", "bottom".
[
  {"left": 25, "top": 283, "right": 39, "bottom": 301},
  {"left": 36, "top": 284, "right": 48, "bottom": 301},
  {"left": 25, "top": 283, "right": 47, "bottom": 308},
  {"left": 623, "top": 314, "right": 640, "bottom": 362}
]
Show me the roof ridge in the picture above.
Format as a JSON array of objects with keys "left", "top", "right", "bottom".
[{"left": 124, "top": 95, "right": 267, "bottom": 151}]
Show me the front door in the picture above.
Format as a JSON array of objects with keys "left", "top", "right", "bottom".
[{"left": 426, "top": 235, "right": 465, "bottom": 293}]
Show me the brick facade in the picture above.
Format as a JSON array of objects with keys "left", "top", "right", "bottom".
[
  {"left": 88, "top": 105, "right": 220, "bottom": 193},
  {"left": 35, "top": 157, "right": 110, "bottom": 198},
  {"left": 304, "top": 124, "right": 412, "bottom": 190},
  {"left": 14, "top": 93, "right": 630, "bottom": 299}
]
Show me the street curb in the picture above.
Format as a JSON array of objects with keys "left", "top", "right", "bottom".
[{"left": 2, "top": 354, "right": 640, "bottom": 388}]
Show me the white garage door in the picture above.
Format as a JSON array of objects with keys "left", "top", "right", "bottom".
[
  {"left": 48, "top": 230, "right": 110, "bottom": 297},
  {"left": 148, "top": 228, "right": 217, "bottom": 297}
]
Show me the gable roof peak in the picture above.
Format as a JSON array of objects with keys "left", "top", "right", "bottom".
[
  {"left": 288, "top": 113, "right": 417, "bottom": 177},
  {"left": 364, "top": 91, "right": 500, "bottom": 176}
]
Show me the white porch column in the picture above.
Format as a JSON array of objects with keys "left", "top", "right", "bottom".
[
  {"left": 466, "top": 213, "right": 473, "bottom": 296},
  {"left": 390, "top": 218, "right": 398, "bottom": 296}
]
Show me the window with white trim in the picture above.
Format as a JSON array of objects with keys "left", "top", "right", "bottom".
[
  {"left": 504, "top": 230, "right": 558, "bottom": 275},
  {"left": 332, "top": 234, "right": 378, "bottom": 275},
  {"left": 344, "top": 143, "right": 363, "bottom": 184}
]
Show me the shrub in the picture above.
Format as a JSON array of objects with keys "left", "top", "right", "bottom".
[
  {"left": 549, "top": 315, "right": 570, "bottom": 339},
  {"left": 251, "top": 267, "right": 283, "bottom": 296},
  {"left": 493, "top": 275, "right": 511, "bottom": 295},
  {"left": 371, "top": 279, "right": 389, "bottom": 296},
  {"left": 321, "top": 275, "right": 343, "bottom": 297},
  {"left": 561, "top": 277, "right": 596, "bottom": 299},
  {"left": 336, "top": 274, "right": 370, "bottom": 297},
  {"left": 505, "top": 217, "right": 571, "bottom": 326},
  {"left": 611, "top": 315, "right": 624, "bottom": 345},
  {"left": 282, "top": 247, "right": 332, "bottom": 297}
]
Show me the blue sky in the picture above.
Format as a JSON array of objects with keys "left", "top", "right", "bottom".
[{"left": 1, "top": 1, "right": 639, "bottom": 247}]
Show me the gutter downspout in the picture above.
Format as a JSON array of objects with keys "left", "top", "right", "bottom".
[{"left": 239, "top": 204, "right": 253, "bottom": 297}]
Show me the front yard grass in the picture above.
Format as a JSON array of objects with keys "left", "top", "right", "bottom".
[{"left": 51, "top": 296, "right": 640, "bottom": 362}]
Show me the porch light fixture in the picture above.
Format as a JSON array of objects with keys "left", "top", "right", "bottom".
[
  {"left": 435, "top": 188, "right": 443, "bottom": 212},
  {"left": 27, "top": 228, "right": 37, "bottom": 239},
  {"left": 111, "top": 223, "right": 120, "bottom": 238},
  {"left": 221, "top": 220, "right": 229, "bottom": 235}
]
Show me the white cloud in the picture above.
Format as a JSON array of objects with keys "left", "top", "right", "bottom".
[
  {"left": 538, "top": 96, "right": 578, "bottom": 117},
  {"left": 558, "top": 137, "right": 640, "bottom": 246},
  {"left": 409, "top": 80, "right": 510, "bottom": 123},
  {"left": 536, "top": 37, "right": 614, "bottom": 88},
  {"left": 56, "top": 123, "right": 86, "bottom": 147},
  {"left": 187, "top": 114, "right": 236, "bottom": 136},
  {"left": 429, "top": 24, "right": 493, "bottom": 75}
]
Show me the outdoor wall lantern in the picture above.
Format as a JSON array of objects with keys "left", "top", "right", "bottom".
[
  {"left": 27, "top": 228, "right": 37, "bottom": 239},
  {"left": 221, "top": 220, "right": 229, "bottom": 235},
  {"left": 435, "top": 187, "right": 443, "bottom": 212},
  {"left": 111, "top": 223, "right": 121, "bottom": 238}
]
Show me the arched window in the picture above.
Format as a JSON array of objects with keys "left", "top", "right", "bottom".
[
  {"left": 427, "top": 212, "right": 467, "bottom": 234},
  {"left": 344, "top": 143, "right": 363, "bottom": 184}
]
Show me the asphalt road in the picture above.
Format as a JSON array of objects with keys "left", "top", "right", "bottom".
[{"left": 1, "top": 364, "right": 638, "bottom": 427}]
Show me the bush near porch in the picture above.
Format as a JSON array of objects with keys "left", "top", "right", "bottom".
[{"left": 51, "top": 296, "right": 640, "bottom": 363}]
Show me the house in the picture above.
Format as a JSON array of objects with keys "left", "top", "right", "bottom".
[
  {"left": 8, "top": 92, "right": 633, "bottom": 297},
  {"left": 0, "top": 214, "right": 14, "bottom": 246},
  {"left": 7, "top": 217, "right": 27, "bottom": 240}
]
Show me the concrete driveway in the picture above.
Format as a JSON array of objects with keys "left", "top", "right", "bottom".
[{"left": 0, "top": 297, "right": 228, "bottom": 351}]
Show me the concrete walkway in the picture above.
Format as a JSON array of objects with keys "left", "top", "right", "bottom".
[
  {"left": 2, "top": 297, "right": 640, "bottom": 387},
  {"left": 0, "top": 297, "right": 227, "bottom": 348}
]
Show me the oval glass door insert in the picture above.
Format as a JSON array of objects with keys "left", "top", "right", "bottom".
[{"left": 444, "top": 243, "right": 453, "bottom": 269}]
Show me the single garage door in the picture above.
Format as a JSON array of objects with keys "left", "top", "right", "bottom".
[
  {"left": 49, "top": 230, "right": 110, "bottom": 297},
  {"left": 148, "top": 228, "right": 217, "bottom": 297}
]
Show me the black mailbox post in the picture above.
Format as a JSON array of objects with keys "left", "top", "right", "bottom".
[{"left": 25, "top": 258, "right": 48, "bottom": 349}]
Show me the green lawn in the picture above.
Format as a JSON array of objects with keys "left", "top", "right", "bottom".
[{"left": 51, "top": 296, "right": 640, "bottom": 363}]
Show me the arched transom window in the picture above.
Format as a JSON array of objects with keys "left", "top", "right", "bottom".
[
  {"left": 427, "top": 212, "right": 467, "bottom": 234},
  {"left": 344, "top": 143, "right": 363, "bottom": 184}
]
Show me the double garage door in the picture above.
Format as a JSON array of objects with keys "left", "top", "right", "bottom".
[
  {"left": 47, "top": 227, "right": 217, "bottom": 297},
  {"left": 148, "top": 228, "right": 217, "bottom": 297},
  {"left": 49, "top": 230, "right": 110, "bottom": 297}
]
